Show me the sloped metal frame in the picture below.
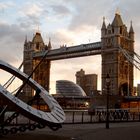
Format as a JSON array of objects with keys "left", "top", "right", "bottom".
[{"left": 0, "top": 60, "right": 65, "bottom": 124}]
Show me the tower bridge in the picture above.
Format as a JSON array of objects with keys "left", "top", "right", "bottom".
[
  {"left": 33, "top": 42, "right": 101, "bottom": 60},
  {"left": 23, "top": 12, "right": 134, "bottom": 101},
  {"left": 0, "top": 11, "right": 139, "bottom": 136}
]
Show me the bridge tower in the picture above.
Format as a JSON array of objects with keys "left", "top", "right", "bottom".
[
  {"left": 101, "top": 13, "right": 134, "bottom": 96},
  {"left": 23, "top": 32, "right": 51, "bottom": 101}
]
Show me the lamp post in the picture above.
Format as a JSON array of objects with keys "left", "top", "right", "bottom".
[
  {"left": 127, "top": 62, "right": 129, "bottom": 96},
  {"left": 105, "top": 74, "right": 110, "bottom": 129},
  {"left": 125, "top": 60, "right": 129, "bottom": 96}
]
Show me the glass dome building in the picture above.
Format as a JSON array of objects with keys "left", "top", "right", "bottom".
[{"left": 56, "top": 80, "right": 87, "bottom": 97}]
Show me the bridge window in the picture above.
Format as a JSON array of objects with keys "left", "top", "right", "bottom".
[
  {"left": 36, "top": 42, "right": 40, "bottom": 50},
  {"left": 112, "top": 28, "right": 114, "bottom": 34},
  {"left": 120, "top": 27, "right": 122, "bottom": 34},
  {"left": 108, "top": 30, "right": 111, "bottom": 34}
]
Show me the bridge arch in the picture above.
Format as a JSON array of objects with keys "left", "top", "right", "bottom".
[{"left": 119, "top": 83, "right": 130, "bottom": 96}]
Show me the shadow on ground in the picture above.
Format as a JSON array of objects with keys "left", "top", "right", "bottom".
[{"left": 0, "top": 133, "right": 70, "bottom": 140}]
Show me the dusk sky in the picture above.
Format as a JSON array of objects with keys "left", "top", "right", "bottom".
[{"left": 0, "top": 0, "right": 140, "bottom": 94}]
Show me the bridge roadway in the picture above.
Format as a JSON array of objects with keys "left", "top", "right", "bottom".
[{"left": 33, "top": 42, "right": 101, "bottom": 60}]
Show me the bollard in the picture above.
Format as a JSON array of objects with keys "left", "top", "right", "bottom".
[
  {"left": 81, "top": 112, "right": 84, "bottom": 123},
  {"left": 72, "top": 111, "right": 75, "bottom": 124},
  {"left": 90, "top": 114, "right": 93, "bottom": 123}
]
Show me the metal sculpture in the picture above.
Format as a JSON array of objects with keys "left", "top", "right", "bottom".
[{"left": 0, "top": 60, "right": 65, "bottom": 135}]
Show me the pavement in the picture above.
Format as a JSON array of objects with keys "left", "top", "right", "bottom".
[{"left": 1, "top": 122, "right": 140, "bottom": 140}]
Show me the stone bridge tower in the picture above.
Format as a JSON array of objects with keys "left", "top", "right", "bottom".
[
  {"left": 23, "top": 32, "right": 51, "bottom": 101},
  {"left": 101, "top": 12, "right": 134, "bottom": 96}
]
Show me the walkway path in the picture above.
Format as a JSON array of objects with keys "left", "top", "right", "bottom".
[{"left": 1, "top": 122, "right": 140, "bottom": 140}]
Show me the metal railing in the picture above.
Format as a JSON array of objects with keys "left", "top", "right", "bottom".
[
  {"left": 3, "top": 108, "right": 140, "bottom": 125},
  {"left": 64, "top": 108, "right": 140, "bottom": 124}
]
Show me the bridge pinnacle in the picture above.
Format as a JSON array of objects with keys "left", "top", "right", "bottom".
[
  {"left": 103, "top": 16, "right": 105, "bottom": 22},
  {"left": 115, "top": 7, "right": 120, "bottom": 15},
  {"left": 24, "top": 35, "right": 27, "bottom": 46},
  {"left": 112, "top": 10, "right": 123, "bottom": 26},
  {"left": 129, "top": 20, "right": 134, "bottom": 33},
  {"left": 48, "top": 37, "right": 52, "bottom": 50},
  {"left": 101, "top": 16, "right": 106, "bottom": 29}
]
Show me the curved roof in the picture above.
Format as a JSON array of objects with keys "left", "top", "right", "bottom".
[{"left": 56, "top": 80, "right": 86, "bottom": 97}]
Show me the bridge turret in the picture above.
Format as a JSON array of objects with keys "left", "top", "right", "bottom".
[
  {"left": 23, "top": 32, "right": 51, "bottom": 101},
  {"left": 111, "top": 12, "right": 124, "bottom": 35},
  {"left": 101, "top": 17, "right": 106, "bottom": 37},
  {"left": 129, "top": 21, "right": 134, "bottom": 41},
  {"left": 101, "top": 12, "right": 134, "bottom": 97},
  {"left": 32, "top": 32, "right": 45, "bottom": 51},
  {"left": 112, "top": 12, "right": 123, "bottom": 26},
  {"left": 24, "top": 35, "right": 28, "bottom": 46},
  {"left": 48, "top": 38, "right": 52, "bottom": 50}
]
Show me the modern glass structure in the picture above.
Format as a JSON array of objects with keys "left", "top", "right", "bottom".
[{"left": 56, "top": 80, "right": 87, "bottom": 97}]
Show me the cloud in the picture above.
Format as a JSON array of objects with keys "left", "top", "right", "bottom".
[
  {"left": 0, "top": 22, "right": 34, "bottom": 63},
  {"left": 24, "top": 4, "right": 43, "bottom": 17},
  {"left": 67, "top": 0, "right": 115, "bottom": 31},
  {"left": 51, "top": 4, "right": 71, "bottom": 16},
  {"left": 0, "top": 1, "right": 14, "bottom": 11},
  {"left": 51, "top": 55, "right": 101, "bottom": 79},
  {"left": 1, "top": 0, "right": 140, "bottom": 93},
  {"left": 47, "top": 29, "right": 75, "bottom": 48},
  {"left": 47, "top": 25, "right": 100, "bottom": 51},
  {"left": 18, "top": 1, "right": 71, "bottom": 30},
  {"left": 18, "top": 3, "right": 46, "bottom": 28}
]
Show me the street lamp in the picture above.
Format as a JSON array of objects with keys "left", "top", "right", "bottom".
[
  {"left": 105, "top": 74, "right": 110, "bottom": 129},
  {"left": 125, "top": 61, "right": 129, "bottom": 96},
  {"left": 127, "top": 61, "right": 130, "bottom": 96}
]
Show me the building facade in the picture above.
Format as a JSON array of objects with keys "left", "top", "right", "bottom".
[
  {"left": 101, "top": 12, "right": 134, "bottom": 96},
  {"left": 76, "top": 69, "right": 98, "bottom": 96},
  {"left": 54, "top": 80, "right": 89, "bottom": 109},
  {"left": 56, "top": 80, "right": 87, "bottom": 97}
]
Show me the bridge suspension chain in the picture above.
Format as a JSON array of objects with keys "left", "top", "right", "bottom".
[{"left": 118, "top": 46, "right": 140, "bottom": 71}]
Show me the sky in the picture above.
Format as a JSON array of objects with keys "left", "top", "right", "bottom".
[{"left": 0, "top": 0, "right": 140, "bottom": 94}]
